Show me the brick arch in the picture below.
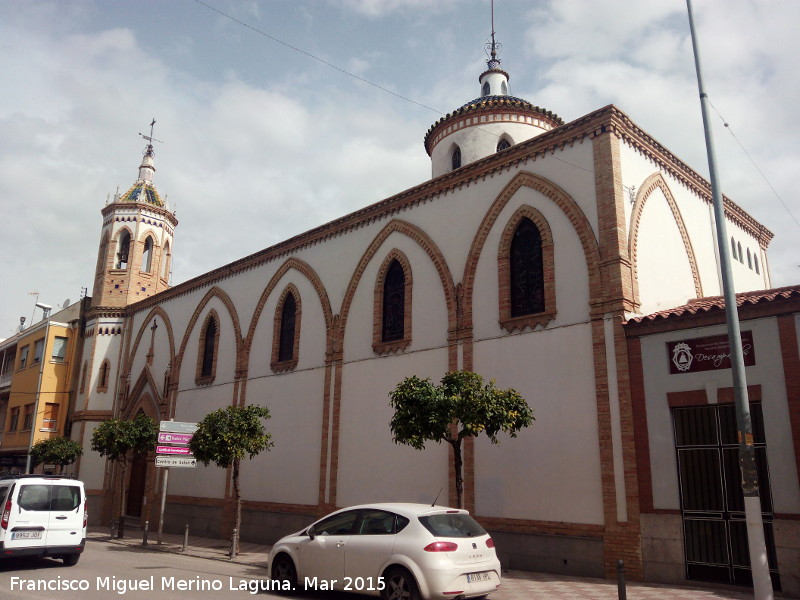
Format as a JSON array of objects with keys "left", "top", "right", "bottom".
[
  {"left": 497, "top": 205, "right": 557, "bottom": 332},
  {"left": 244, "top": 257, "right": 333, "bottom": 369},
  {"left": 123, "top": 306, "right": 177, "bottom": 379},
  {"left": 136, "top": 227, "right": 159, "bottom": 243},
  {"left": 372, "top": 249, "right": 413, "bottom": 355},
  {"left": 173, "top": 286, "right": 243, "bottom": 385},
  {"left": 462, "top": 170, "right": 601, "bottom": 334},
  {"left": 628, "top": 172, "right": 703, "bottom": 301},
  {"left": 123, "top": 368, "right": 163, "bottom": 421},
  {"left": 337, "top": 219, "right": 457, "bottom": 358},
  {"left": 270, "top": 283, "right": 302, "bottom": 373}
]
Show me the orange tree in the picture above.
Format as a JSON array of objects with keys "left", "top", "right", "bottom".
[
  {"left": 188, "top": 404, "right": 272, "bottom": 556},
  {"left": 389, "top": 371, "right": 533, "bottom": 509}
]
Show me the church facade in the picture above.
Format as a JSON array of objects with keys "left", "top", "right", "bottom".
[{"left": 68, "top": 43, "right": 794, "bottom": 592}]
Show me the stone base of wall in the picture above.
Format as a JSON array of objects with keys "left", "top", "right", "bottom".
[
  {"left": 640, "top": 513, "right": 684, "bottom": 584},
  {"left": 163, "top": 503, "right": 222, "bottom": 539},
  {"left": 489, "top": 530, "right": 604, "bottom": 578},
  {"left": 775, "top": 518, "right": 800, "bottom": 598},
  {"left": 239, "top": 510, "right": 317, "bottom": 545}
]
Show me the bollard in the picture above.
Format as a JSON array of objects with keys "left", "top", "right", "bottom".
[
  {"left": 182, "top": 523, "right": 189, "bottom": 552},
  {"left": 617, "top": 560, "right": 627, "bottom": 600},
  {"left": 229, "top": 528, "right": 238, "bottom": 560},
  {"left": 142, "top": 520, "right": 149, "bottom": 546},
  {"left": 110, "top": 519, "right": 117, "bottom": 541}
]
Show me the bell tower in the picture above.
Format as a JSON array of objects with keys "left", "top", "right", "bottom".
[{"left": 92, "top": 120, "right": 178, "bottom": 308}]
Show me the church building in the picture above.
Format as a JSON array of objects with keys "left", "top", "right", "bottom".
[{"left": 68, "top": 29, "right": 799, "bottom": 596}]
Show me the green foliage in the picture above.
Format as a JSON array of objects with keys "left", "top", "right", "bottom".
[
  {"left": 189, "top": 404, "right": 273, "bottom": 469},
  {"left": 389, "top": 371, "right": 534, "bottom": 448},
  {"left": 90, "top": 413, "right": 158, "bottom": 463},
  {"left": 389, "top": 370, "right": 533, "bottom": 508},
  {"left": 29, "top": 437, "right": 83, "bottom": 468}
]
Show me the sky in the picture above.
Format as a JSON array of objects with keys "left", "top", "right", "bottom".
[{"left": 0, "top": 0, "right": 798, "bottom": 339}]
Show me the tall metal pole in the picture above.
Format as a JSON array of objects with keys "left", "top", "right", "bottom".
[{"left": 685, "top": 2, "right": 773, "bottom": 598}]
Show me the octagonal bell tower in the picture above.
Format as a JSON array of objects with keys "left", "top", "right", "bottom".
[{"left": 91, "top": 122, "right": 178, "bottom": 308}]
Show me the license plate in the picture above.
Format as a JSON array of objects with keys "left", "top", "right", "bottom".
[
  {"left": 11, "top": 530, "right": 42, "bottom": 540},
  {"left": 467, "top": 571, "right": 491, "bottom": 583}
]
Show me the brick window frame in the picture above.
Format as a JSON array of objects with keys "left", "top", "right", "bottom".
[
  {"left": 97, "top": 359, "right": 111, "bottom": 392},
  {"left": 373, "top": 250, "right": 413, "bottom": 356},
  {"left": 195, "top": 310, "right": 220, "bottom": 386},
  {"left": 497, "top": 206, "right": 556, "bottom": 333},
  {"left": 271, "top": 284, "right": 302, "bottom": 373}
]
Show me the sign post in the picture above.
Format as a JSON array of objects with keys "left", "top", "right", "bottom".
[{"left": 156, "top": 420, "right": 197, "bottom": 544}]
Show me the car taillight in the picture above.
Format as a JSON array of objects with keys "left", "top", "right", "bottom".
[
  {"left": 424, "top": 541, "right": 458, "bottom": 552},
  {"left": 83, "top": 504, "right": 88, "bottom": 528},
  {"left": 1, "top": 500, "right": 11, "bottom": 530},
  {"left": 486, "top": 537, "right": 495, "bottom": 548}
]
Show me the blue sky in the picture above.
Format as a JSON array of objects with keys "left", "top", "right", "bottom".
[{"left": 1, "top": 0, "right": 798, "bottom": 337}]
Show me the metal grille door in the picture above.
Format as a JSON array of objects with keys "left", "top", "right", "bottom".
[{"left": 673, "top": 404, "right": 780, "bottom": 589}]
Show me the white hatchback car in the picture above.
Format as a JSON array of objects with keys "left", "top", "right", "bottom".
[{"left": 268, "top": 503, "right": 501, "bottom": 600}]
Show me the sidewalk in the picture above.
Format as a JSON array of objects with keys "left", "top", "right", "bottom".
[{"left": 86, "top": 526, "right": 761, "bottom": 599}]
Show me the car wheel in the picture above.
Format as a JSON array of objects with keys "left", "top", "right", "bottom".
[
  {"left": 270, "top": 554, "right": 298, "bottom": 595},
  {"left": 382, "top": 567, "right": 420, "bottom": 600},
  {"left": 62, "top": 554, "right": 80, "bottom": 566}
]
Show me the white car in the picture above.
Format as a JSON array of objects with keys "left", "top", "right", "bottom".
[{"left": 267, "top": 503, "right": 501, "bottom": 600}]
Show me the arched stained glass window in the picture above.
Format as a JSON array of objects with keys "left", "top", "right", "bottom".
[
  {"left": 382, "top": 260, "right": 405, "bottom": 342},
  {"left": 278, "top": 293, "right": 297, "bottom": 363},
  {"left": 510, "top": 218, "right": 545, "bottom": 317},
  {"left": 201, "top": 317, "right": 217, "bottom": 378}
]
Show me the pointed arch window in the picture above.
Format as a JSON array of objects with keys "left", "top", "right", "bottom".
[
  {"left": 161, "top": 241, "right": 171, "bottom": 280},
  {"left": 482, "top": 81, "right": 490, "bottom": 96},
  {"left": 271, "top": 286, "right": 302, "bottom": 373},
  {"left": 747, "top": 248, "right": 752, "bottom": 269},
  {"left": 196, "top": 312, "right": 220, "bottom": 385},
  {"left": 116, "top": 230, "right": 131, "bottom": 269},
  {"left": 498, "top": 208, "right": 556, "bottom": 332},
  {"left": 737, "top": 242, "right": 743, "bottom": 263},
  {"left": 497, "top": 138, "right": 511, "bottom": 152},
  {"left": 754, "top": 255, "right": 760, "bottom": 274},
  {"left": 96, "top": 233, "right": 110, "bottom": 276},
  {"left": 373, "top": 252, "right": 412, "bottom": 355},
  {"left": 730, "top": 237, "right": 737, "bottom": 260},
  {"left": 451, "top": 146, "right": 461, "bottom": 171},
  {"left": 97, "top": 359, "right": 111, "bottom": 393},
  {"left": 501, "top": 80, "right": 508, "bottom": 95},
  {"left": 142, "top": 236, "right": 154, "bottom": 273}
]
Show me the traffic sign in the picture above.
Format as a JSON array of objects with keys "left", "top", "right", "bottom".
[
  {"left": 156, "top": 456, "right": 197, "bottom": 468},
  {"left": 157, "top": 432, "right": 193, "bottom": 445},
  {"left": 156, "top": 445, "right": 193, "bottom": 455},
  {"left": 159, "top": 421, "right": 197, "bottom": 433}
]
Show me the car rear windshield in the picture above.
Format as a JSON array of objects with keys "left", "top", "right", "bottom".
[
  {"left": 418, "top": 513, "right": 486, "bottom": 538},
  {"left": 18, "top": 485, "right": 81, "bottom": 511}
]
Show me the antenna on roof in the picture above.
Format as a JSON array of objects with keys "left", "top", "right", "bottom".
[{"left": 139, "top": 118, "right": 164, "bottom": 157}]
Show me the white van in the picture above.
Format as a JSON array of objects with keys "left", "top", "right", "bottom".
[{"left": 0, "top": 475, "right": 87, "bottom": 565}]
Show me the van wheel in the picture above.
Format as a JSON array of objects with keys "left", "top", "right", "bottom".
[
  {"left": 63, "top": 554, "right": 80, "bottom": 566},
  {"left": 382, "top": 567, "right": 420, "bottom": 600},
  {"left": 270, "top": 554, "right": 297, "bottom": 595}
]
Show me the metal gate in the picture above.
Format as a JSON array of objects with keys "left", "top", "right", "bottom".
[{"left": 672, "top": 403, "right": 780, "bottom": 589}]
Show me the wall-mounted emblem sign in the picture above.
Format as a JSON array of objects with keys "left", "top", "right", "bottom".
[{"left": 668, "top": 331, "right": 755, "bottom": 374}]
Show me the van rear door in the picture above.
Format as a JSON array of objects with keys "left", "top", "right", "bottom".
[
  {"left": 45, "top": 483, "right": 84, "bottom": 546},
  {"left": 4, "top": 483, "right": 50, "bottom": 550}
]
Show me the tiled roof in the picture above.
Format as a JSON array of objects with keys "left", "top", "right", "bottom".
[
  {"left": 119, "top": 182, "right": 164, "bottom": 207},
  {"left": 424, "top": 95, "right": 564, "bottom": 152},
  {"left": 628, "top": 284, "right": 800, "bottom": 324}
]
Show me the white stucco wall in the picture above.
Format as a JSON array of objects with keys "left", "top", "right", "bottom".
[{"left": 638, "top": 317, "right": 800, "bottom": 513}]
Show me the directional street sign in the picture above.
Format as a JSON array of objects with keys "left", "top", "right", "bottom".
[
  {"left": 159, "top": 421, "right": 197, "bottom": 434},
  {"left": 157, "top": 432, "right": 193, "bottom": 445},
  {"left": 156, "top": 456, "right": 197, "bottom": 468},
  {"left": 156, "top": 445, "right": 193, "bottom": 455}
]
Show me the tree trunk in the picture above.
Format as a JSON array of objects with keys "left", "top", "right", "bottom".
[
  {"left": 232, "top": 458, "right": 241, "bottom": 557},
  {"left": 118, "top": 459, "right": 128, "bottom": 538},
  {"left": 450, "top": 439, "right": 464, "bottom": 509}
]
